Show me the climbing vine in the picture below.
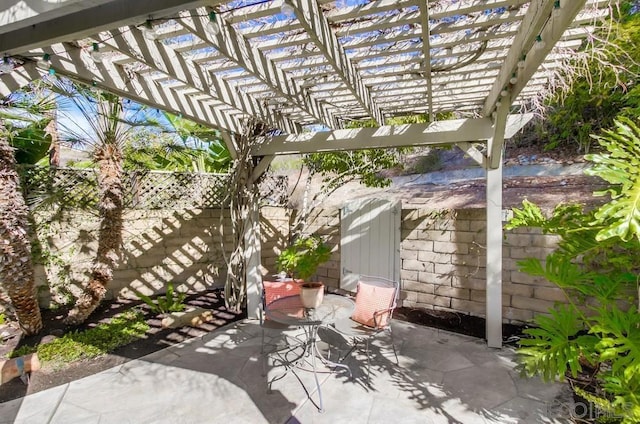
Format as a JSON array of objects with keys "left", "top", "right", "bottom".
[{"left": 219, "top": 118, "right": 270, "bottom": 311}]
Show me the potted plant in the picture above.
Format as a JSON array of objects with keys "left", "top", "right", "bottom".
[{"left": 277, "top": 235, "right": 331, "bottom": 308}]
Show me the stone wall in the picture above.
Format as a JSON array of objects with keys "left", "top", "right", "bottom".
[
  {"left": 35, "top": 205, "right": 564, "bottom": 323},
  {"left": 260, "top": 206, "right": 564, "bottom": 324},
  {"left": 400, "top": 208, "right": 564, "bottom": 323},
  {"left": 259, "top": 207, "right": 341, "bottom": 288},
  {"left": 33, "top": 208, "right": 231, "bottom": 307}
]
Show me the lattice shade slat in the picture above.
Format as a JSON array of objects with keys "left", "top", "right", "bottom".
[{"left": 19, "top": 166, "right": 288, "bottom": 210}]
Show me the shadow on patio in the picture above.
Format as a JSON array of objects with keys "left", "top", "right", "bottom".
[{"left": 0, "top": 319, "right": 570, "bottom": 423}]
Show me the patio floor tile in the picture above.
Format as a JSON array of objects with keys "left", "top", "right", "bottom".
[{"left": 0, "top": 319, "right": 572, "bottom": 423}]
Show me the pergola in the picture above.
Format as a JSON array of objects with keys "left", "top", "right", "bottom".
[{"left": 0, "top": 0, "right": 609, "bottom": 347}]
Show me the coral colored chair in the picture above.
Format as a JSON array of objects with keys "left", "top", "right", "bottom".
[
  {"left": 259, "top": 280, "right": 302, "bottom": 354},
  {"left": 326, "top": 275, "right": 400, "bottom": 381}
]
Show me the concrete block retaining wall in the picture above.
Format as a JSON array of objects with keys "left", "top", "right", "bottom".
[
  {"left": 259, "top": 207, "right": 341, "bottom": 288},
  {"left": 33, "top": 208, "right": 231, "bottom": 306},
  {"left": 399, "top": 208, "right": 564, "bottom": 323},
  {"left": 36, "top": 206, "right": 563, "bottom": 323},
  {"left": 260, "top": 206, "right": 564, "bottom": 324}
]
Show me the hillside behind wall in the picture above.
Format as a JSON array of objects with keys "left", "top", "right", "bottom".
[{"left": 260, "top": 206, "right": 566, "bottom": 324}]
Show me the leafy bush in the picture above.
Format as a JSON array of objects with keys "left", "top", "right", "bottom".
[
  {"left": 135, "top": 283, "right": 187, "bottom": 314},
  {"left": 538, "top": 3, "right": 640, "bottom": 153},
  {"left": 277, "top": 235, "right": 331, "bottom": 281},
  {"left": 410, "top": 150, "right": 443, "bottom": 174},
  {"left": 507, "top": 118, "right": 640, "bottom": 423}
]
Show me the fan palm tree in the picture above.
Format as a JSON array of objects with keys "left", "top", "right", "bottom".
[
  {"left": 0, "top": 85, "right": 59, "bottom": 335},
  {"left": 56, "top": 83, "right": 134, "bottom": 324},
  {"left": 0, "top": 123, "right": 43, "bottom": 334}
]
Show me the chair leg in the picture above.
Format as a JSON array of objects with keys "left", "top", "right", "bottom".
[
  {"left": 388, "top": 326, "right": 399, "bottom": 365},
  {"left": 261, "top": 349, "right": 268, "bottom": 377},
  {"left": 365, "top": 338, "right": 371, "bottom": 383}
]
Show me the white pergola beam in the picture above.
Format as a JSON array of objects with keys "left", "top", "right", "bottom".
[
  {"left": 485, "top": 99, "right": 509, "bottom": 349},
  {"left": 290, "top": 0, "right": 384, "bottom": 125},
  {"left": 483, "top": 0, "right": 587, "bottom": 116},
  {"left": 456, "top": 142, "right": 487, "bottom": 168},
  {"left": 0, "top": 0, "right": 209, "bottom": 54},
  {"left": 96, "top": 28, "right": 289, "bottom": 133},
  {"left": 178, "top": 9, "right": 328, "bottom": 131},
  {"left": 0, "top": 61, "right": 42, "bottom": 97},
  {"left": 508, "top": 1, "right": 590, "bottom": 106},
  {"left": 253, "top": 114, "right": 533, "bottom": 156},
  {"left": 418, "top": 0, "right": 434, "bottom": 119},
  {"left": 38, "top": 43, "right": 243, "bottom": 147}
]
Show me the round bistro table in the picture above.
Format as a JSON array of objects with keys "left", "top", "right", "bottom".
[{"left": 264, "top": 294, "right": 355, "bottom": 412}]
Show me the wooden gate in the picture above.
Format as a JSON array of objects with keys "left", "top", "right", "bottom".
[{"left": 340, "top": 199, "right": 401, "bottom": 292}]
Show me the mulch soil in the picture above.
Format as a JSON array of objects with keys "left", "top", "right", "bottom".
[{"left": 0, "top": 290, "right": 527, "bottom": 404}]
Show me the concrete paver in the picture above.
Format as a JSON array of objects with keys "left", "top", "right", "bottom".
[{"left": 0, "top": 319, "right": 572, "bottom": 423}]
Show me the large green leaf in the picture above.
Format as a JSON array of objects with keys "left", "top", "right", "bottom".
[
  {"left": 7, "top": 121, "right": 52, "bottom": 164},
  {"left": 587, "top": 117, "right": 640, "bottom": 242},
  {"left": 518, "top": 305, "right": 596, "bottom": 381},
  {"left": 517, "top": 255, "right": 588, "bottom": 292},
  {"left": 591, "top": 306, "right": 640, "bottom": 381}
]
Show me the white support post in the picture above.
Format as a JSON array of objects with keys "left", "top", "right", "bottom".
[
  {"left": 485, "top": 100, "right": 508, "bottom": 348},
  {"left": 244, "top": 192, "right": 262, "bottom": 320},
  {"left": 486, "top": 161, "right": 503, "bottom": 348}
]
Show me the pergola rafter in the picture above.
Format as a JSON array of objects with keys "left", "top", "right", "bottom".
[
  {"left": 287, "top": 0, "right": 385, "bottom": 125},
  {"left": 483, "top": 0, "right": 589, "bottom": 119},
  {"left": 0, "top": 0, "right": 607, "bottom": 134},
  {"left": 95, "top": 26, "right": 298, "bottom": 133},
  {"left": 177, "top": 8, "right": 331, "bottom": 131}
]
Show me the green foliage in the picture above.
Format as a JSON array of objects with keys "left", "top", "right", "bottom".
[
  {"left": 519, "top": 305, "right": 596, "bottom": 381},
  {"left": 123, "top": 114, "right": 232, "bottom": 173},
  {"left": 575, "top": 385, "right": 640, "bottom": 424},
  {"left": 409, "top": 150, "right": 442, "bottom": 174},
  {"left": 591, "top": 306, "right": 640, "bottom": 380},
  {"left": 135, "top": 283, "right": 187, "bottom": 314},
  {"left": 0, "top": 313, "right": 5, "bottom": 325},
  {"left": 587, "top": 118, "right": 640, "bottom": 242},
  {"left": 303, "top": 113, "right": 442, "bottom": 191},
  {"left": 7, "top": 121, "right": 52, "bottom": 165},
  {"left": 30, "top": 217, "right": 76, "bottom": 308},
  {"left": 276, "top": 235, "right": 331, "bottom": 281},
  {"left": 0, "top": 92, "right": 55, "bottom": 165},
  {"left": 517, "top": 256, "right": 591, "bottom": 291},
  {"left": 579, "top": 305, "right": 640, "bottom": 423},
  {"left": 539, "top": 4, "right": 640, "bottom": 153},
  {"left": 11, "top": 310, "right": 148, "bottom": 367},
  {"left": 509, "top": 119, "right": 640, "bottom": 422},
  {"left": 504, "top": 199, "right": 550, "bottom": 230},
  {"left": 304, "top": 148, "right": 405, "bottom": 189},
  {"left": 506, "top": 200, "right": 640, "bottom": 274}
]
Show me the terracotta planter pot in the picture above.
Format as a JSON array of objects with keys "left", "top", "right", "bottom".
[{"left": 300, "top": 282, "right": 324, "bottom": 309}]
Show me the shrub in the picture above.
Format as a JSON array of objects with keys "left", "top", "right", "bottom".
[
  {"left": 135, "top": 283, "right": 187, "bottom": 314},
  {"left": 507, "top": 118, "right": 640, "bottom": 423}
]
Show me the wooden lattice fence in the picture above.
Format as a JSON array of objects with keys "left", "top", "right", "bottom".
[
  {"left": 18, "top": 166, "right": 288, "bottom": 209},
  {"left": 20, "top": 166, "right": 99, "bottom": 209}
]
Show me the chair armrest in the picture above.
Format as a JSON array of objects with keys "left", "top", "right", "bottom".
[{"left": 372, "top": 308, "right": 393, "bottom": 329}]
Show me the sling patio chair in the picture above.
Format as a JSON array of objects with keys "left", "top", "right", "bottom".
[
  {"left": 259, "top": 279, "right": 303, "bottom": 354},
  {"left": 322, "top": 275, "right": 400, "bottom": 381}
]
